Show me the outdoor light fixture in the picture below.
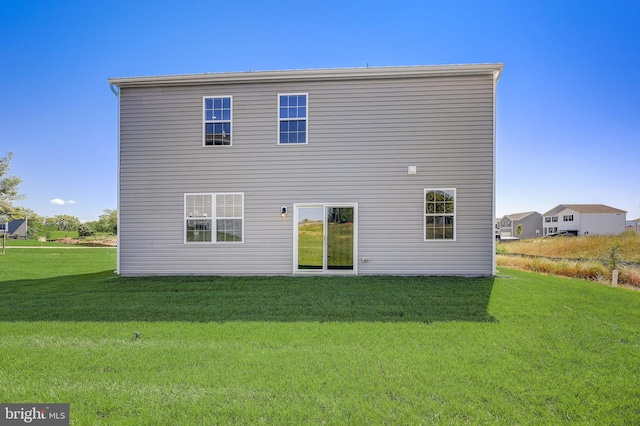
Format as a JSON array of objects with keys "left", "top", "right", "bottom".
[{"left": 281, "top": 206, "right": 288, "bottom": 218}]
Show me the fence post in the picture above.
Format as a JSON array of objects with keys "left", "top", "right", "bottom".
[{"left": 612, "top": 270, "right": 619, "bottom": 287}]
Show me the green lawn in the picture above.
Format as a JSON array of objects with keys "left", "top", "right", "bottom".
[{"left": 1, "top": 249, "right": 639, "bottom": 424}]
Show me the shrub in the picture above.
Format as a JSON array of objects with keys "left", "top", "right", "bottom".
[{"left": 78, "top": 223, "right": 95, "bottom": 237}]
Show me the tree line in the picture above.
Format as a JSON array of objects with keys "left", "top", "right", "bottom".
[
  {"left": 1, "top": 151, "right": 116, "bottom": 239},
  {"left": 21, "top": 208, "right": 117, "bottom": 238}
]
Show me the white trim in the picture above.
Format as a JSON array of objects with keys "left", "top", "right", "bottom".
[
  {"left": 202, "top": 96, "right": 233, "bottom": 147},
  {"left": 109, "top": 64, "right": 504, "bottom": 88},
  {"left": 277, "top": 93, "right": 309, "bottom": 145},
  {"left": 423, "top": 188, "right": 457, "bottom": 241},
  {"left": 492, "top": 72, "right": 497, "bottom": 274},
  {"left": 293, "top": 203, "right": 358, "bottom": 275},
  {"left": 115, "top": 86, "right": 121, "bottom": 274}
]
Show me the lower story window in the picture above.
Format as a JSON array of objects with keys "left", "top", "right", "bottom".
[
  {"left": 185, "top": 193, "right": 244, "bottom": 243},
  {"left": 424, "top": 189, "right": 456, "bottom": 240}
]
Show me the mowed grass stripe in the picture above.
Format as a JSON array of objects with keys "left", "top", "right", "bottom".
[{"left": 0, "top": 248, "right": 639, "bottom": 424}]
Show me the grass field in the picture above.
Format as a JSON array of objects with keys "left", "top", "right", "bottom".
[
  {"left": 497, "top": 232, "right": 640, "bottom": 287},
  {"left": 1, "top": 249, "right": 639, "bottom": 424}
]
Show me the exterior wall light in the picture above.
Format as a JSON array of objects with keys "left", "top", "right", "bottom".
[{"left": 281, "top": 206, "right": 288, "bottom": 218}]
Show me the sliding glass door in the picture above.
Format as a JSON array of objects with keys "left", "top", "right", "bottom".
[{"left": 295, "top": 204, "right": 357, "bottom": 274}]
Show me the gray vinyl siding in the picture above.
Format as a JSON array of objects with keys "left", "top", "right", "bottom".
[
  {"left": 117, "top": 71, "right": 497, "bottom": 276},
  {"left": 6, "top": 219, "right": 27, "bottom": 238}
]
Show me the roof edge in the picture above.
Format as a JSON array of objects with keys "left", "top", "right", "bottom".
[{"left": 108, "top": 63, "right": 504, "bottom": 88}]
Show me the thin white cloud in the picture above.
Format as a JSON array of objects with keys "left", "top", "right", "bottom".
[{"left": 50, "top": 199, "right": 76, "bottom": 206}]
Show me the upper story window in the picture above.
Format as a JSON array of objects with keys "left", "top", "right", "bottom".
[
  {"left": 424, "top": 189, "right": 456, "bottom": 240},
  {"left": 545, "top": 216, "right": 558, "bottom": 223},
  {"left": 278, "top": 94, "right": 307, "bottom": 144},
  {"left": 203, "top": 97, "right": 232, "bottom": 146},
  {"left": 563, "top": 215, "right": 574, "bottom": 222}
]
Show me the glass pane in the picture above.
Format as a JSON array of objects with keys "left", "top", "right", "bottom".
[
  {"left": 280, "top": 107, "right": 288, "bottom": 118},
  {"left": 289, "top": 96, "right": 297, "bottom": 107},
  {"left": 223, "top": 110, "right": 231, "bottom": 121},
  {"left": 298, "top": 131, "right": 306, "bottom": 143},
  {"left": 298, "top": 207, "right": 324, "bottom": 269},
  {"left": 280, "top": 132, "right": 288, "bottom": 143},
  {"left": 426, "top": 202, "right": 435, "bottom": 214},
  {"left": 298, "top": 95, "right": 306, "bottom": 106},
  {"left": 426, "top": 227, "right": 435, "bottom": 240},
  {"left": 298, "top": 106, "right": 306, "bottom": 118},
  {"left": 186, "top": 219, "right": 212, "bottom": 242},
  {"left": 280, "top": 96, "right": 288, "bottom": 107},
  {"left": 223, "top": 97, "right": 230, "bottom": 108},
  {"left": 327, "top": 207, "right": 354, "bottom": 270},
  {"left": 289, "top": 107, "right": 297, "bottom": 118},
  {"left": 205, "top": 98, "right": 213, "bottom": 109},
  {"left": 214, "top": 98, "right": 222, "bottom": 109},
  {"left": 289, "top": 132, "right": 297, "bottom": 143},
  {"left": 217, "top": 219, "right": 242, "bottom": 242}
]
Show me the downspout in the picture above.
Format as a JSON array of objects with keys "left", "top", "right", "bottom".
[{"left": 109, "top": 82, "right": 121, "bottom": 275}]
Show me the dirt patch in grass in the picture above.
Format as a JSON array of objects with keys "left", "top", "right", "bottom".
[{"left": 56, "top": 237, "right": 117, "bottom": 247}]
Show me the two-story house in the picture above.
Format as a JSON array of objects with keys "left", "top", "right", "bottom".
[
  {"left": 542, "top": 204, "right": 626, "bottom": 236},
  {"left": 109, "top": 63, "right": 503, "bottom": 276},
  {"left": 498, "top": 211, "right": 542, "bottom": 240}
]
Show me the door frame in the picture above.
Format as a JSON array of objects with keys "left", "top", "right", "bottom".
[{"left": 293, "top": 203, "right": 358, "bottom": 275}]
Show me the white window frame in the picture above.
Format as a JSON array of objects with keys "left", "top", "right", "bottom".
[
  {"left": 424, "top": 188, "right": 457, "bottom": 241},
  {"left": 203, "top": 96, "right": 233, "bottom": 147},
  {"left": 278, "top": 93, "right": 308, "bottom": 145},
  {"left": 184, "top": 193, "right": 244, "bottom": 244}
]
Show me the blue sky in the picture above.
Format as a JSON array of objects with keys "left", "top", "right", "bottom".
[{"left": 1, "top": 0, "right": 639, "bottom": 222}]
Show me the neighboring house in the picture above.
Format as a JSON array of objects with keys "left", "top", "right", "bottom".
[
  {"left": 542, "top": 204, "right": 626, "bottom": 236},
  {"left": 0, "top": 219, "right": 27, "bottom": 239},
  {"left": 498, "top": 211, "right": 542, "bottom": 240},
  {"left": 109, "top": 63, "right": 503, "bottom": 277},
  {"left": 627, "top": 219, "right": 640, "bottom": 233}
]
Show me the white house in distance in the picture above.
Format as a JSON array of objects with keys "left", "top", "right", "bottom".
[
  {"left": 109, "top": 63, "right": 503, "bottom": 277},
  {"left": 542, "top": 204, "right": 626, "bottom": 236},
  {"left": 498, "top": 211, "right": 542, "bottom": 240}
]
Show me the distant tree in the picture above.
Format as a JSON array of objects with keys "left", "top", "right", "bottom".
[
  {"left": 53, "top": 214, "right": 80, "bottom": 232},
  {"left": 0, "top": 152, "right": 24, "bottom": 221},
  {"left": 0, "top": 152, "right": 24, "bottom": 253},
  {"left": 78, "top": 223, "right": 95, "bottom": 237},
  {"left": 96, "top": 209, "right": 117, "bottom": 234},
  {"left": 515, "top": 224, "right": 523, "bottom": 237}
]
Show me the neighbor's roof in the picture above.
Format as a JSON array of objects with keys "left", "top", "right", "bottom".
[
  {"left": 503, "top": 211, "right": 540, "bottom": 221},
  {"left": 108, "top": 63, "right": 504, "bottom": 88},
  {"left": 543, "top": 204, "right": 627, "bottom": 216}
]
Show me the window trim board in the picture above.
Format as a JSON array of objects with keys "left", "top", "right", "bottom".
[
  {"left": 424, "top": 188, "right": 457, "bottom": 241},
  {"left": 202, "top": 96, "right": 233, "bottom": 147}
]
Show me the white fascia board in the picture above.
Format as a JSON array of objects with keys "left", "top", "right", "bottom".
[{"left": 108, "top": 63, "right": 504, "bottom": 88}]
